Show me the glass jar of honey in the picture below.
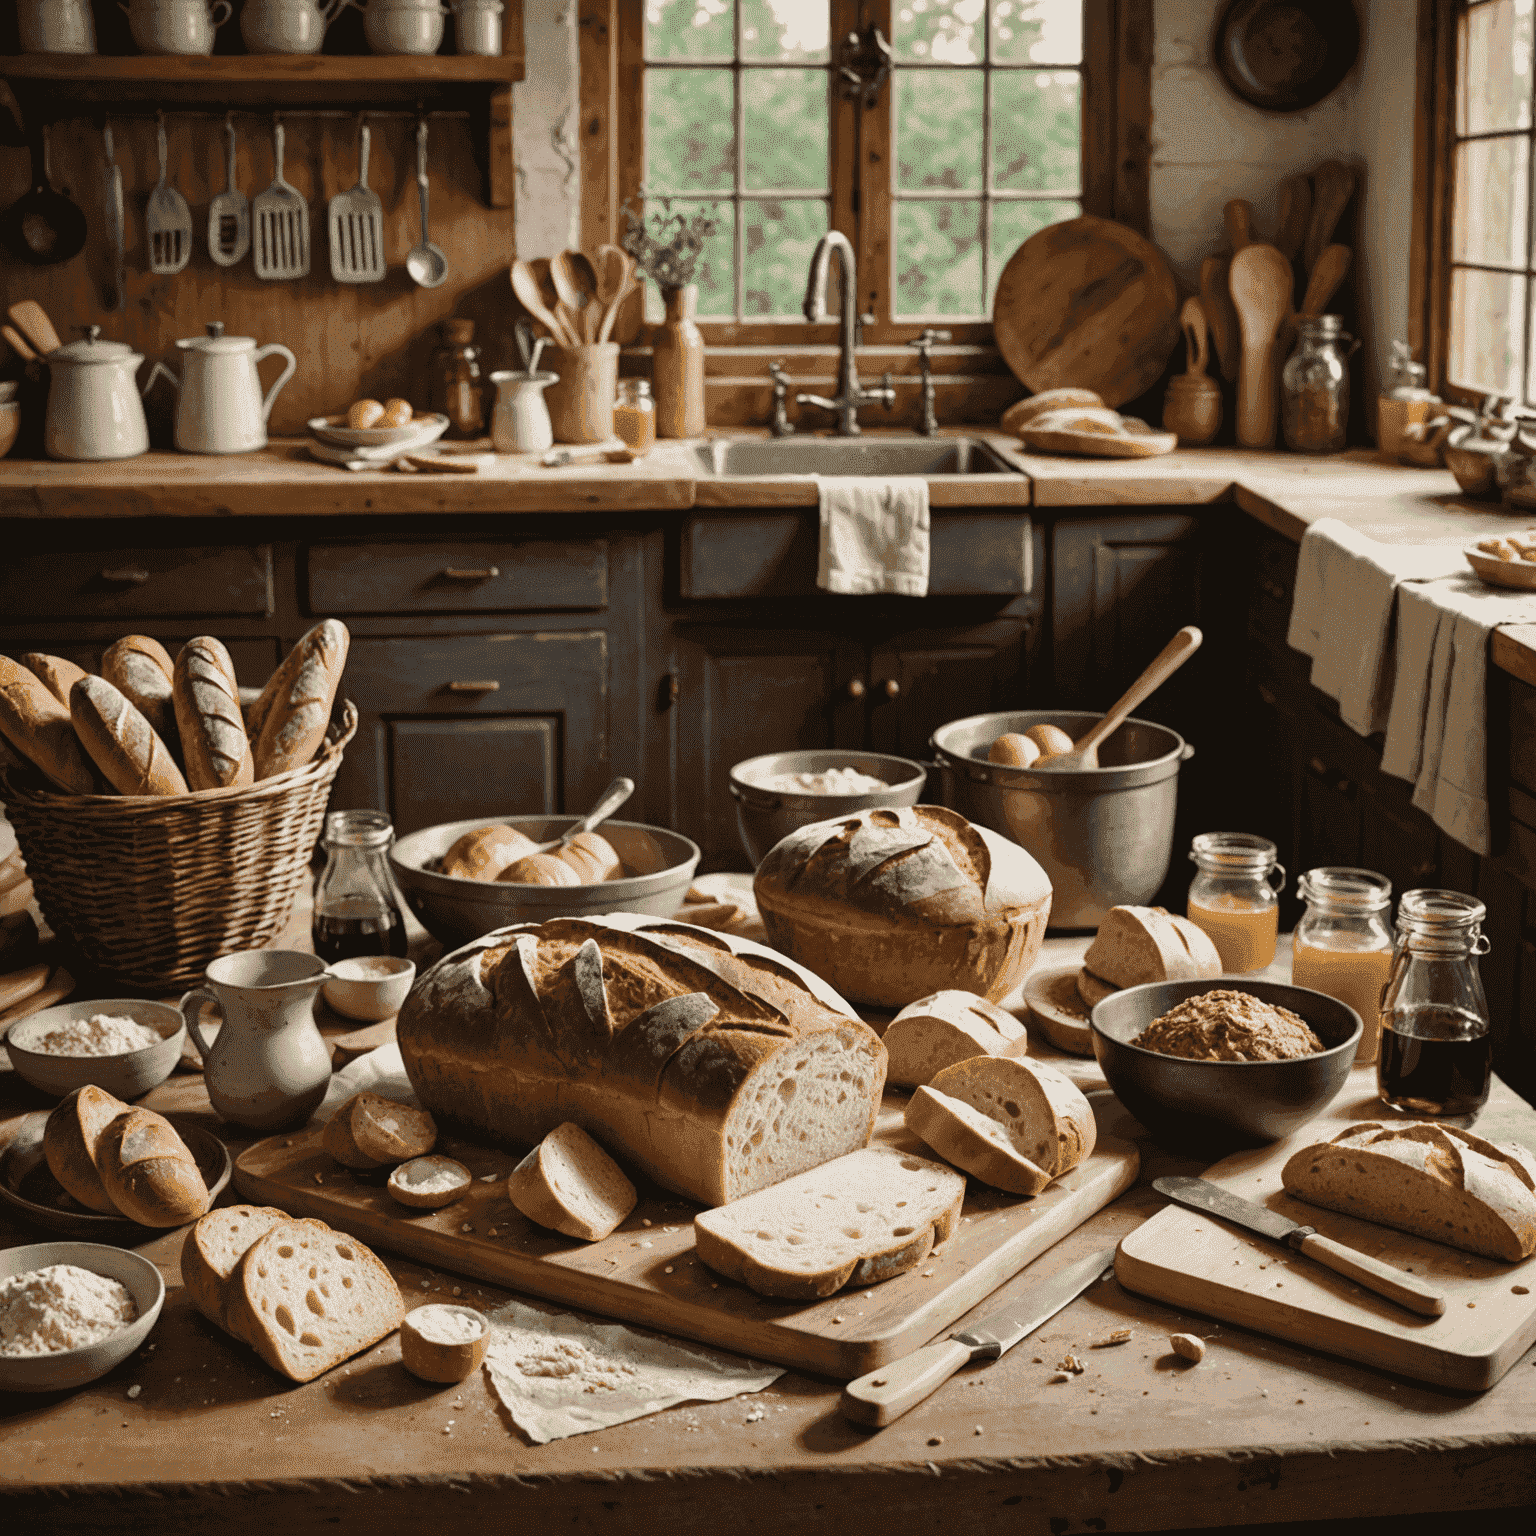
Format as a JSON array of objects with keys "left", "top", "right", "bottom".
[
  {"left": 1186, "top": 832, "right": 1285, "bottom": 973},
  {"left": 613, "top": 377, "right": 656, "bottom": 457},
  {"left": 1292, "top": 867, "right": 1394, "bottom": 1063}
]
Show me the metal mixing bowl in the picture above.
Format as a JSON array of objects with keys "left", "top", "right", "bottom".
[
  {"left": 1090, "top": 979, "right": 1361, "bottom": 1148},
  {"left": 729, "top": 750, "right": 927, "bottom": 867},
  {"left": 390, "top": 817, "right": 701, "bottom": 948}
]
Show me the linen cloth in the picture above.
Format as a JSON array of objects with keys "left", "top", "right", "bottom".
[{"left": 815, "top": 475, "right": 931, "bottom": 595}]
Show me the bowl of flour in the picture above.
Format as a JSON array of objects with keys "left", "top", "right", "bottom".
[
  {"left": 0, "top": 1241, "right": 165, "bottom": 1392},
  {"left": 6, "top": 999, "right": 185, "bottom": 1099}
]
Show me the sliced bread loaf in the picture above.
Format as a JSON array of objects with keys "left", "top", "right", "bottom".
[
  {"left": 905, "top": 1085, "right": 1053, "bottom": 1195},
  {"left": 882, "top": 989, "right": 1027, "bottom": 1089},
  {"left": 693, "top": 1146, "right": 964, "bottom": 1300},
  {"left": 322, "top": 1091, "right": 437, "bottom": 1170},
  {"left": 182, "top": 1205, "right": 288, "bottom": 1328},
  {"left": 508, "top": 1121, "right": 638, "bottom": 1242}
]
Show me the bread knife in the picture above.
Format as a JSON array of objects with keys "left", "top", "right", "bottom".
[
  {"left": 841, "top": 1245, "right": 1118, "bottom": 1425},
  {"left": 1152, "top": 1176, "right": 1447, "bottom": 1316}
]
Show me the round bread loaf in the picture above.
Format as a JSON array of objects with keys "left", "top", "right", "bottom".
[
  {"left": 396, "top": 912, "right": 887, "bottom": 1206},
  {"left": 753, "top": 805, "right": 1053, "bottom": 1009},
  {"left": 988, "top": 732, "right": 1040, "bottom": 768},
  {"left": 557, "top": 831, "right": 622, "bottom": 882},
  {"left": 441, "top": 824, "right": 539, "bottom": 882},
  {"left": 43, "top": 1083, "right": 129, "bottom": 1214},
  {"left": 497, "top": 852, "right": 579, "bottom": 886},
  {"left": 95, "top": 1106, "right": 211, "bottom": 1227}
]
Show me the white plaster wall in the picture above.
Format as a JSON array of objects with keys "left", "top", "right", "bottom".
[{"left": 512, "top": 0, "right": 580, "bottom": 258}]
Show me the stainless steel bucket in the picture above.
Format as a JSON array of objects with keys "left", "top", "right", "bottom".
[{"left": 930, "top": 710, "right": 1193, "bottom": 929}]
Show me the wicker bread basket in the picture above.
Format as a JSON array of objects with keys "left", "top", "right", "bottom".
[{"left": 1, "top": 703, "right": 357, "bottom": 991}]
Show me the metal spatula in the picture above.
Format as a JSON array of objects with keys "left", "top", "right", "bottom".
[
  {"left": 253, "top": 118, "right": 309, "bottom": 281},
  {"left": 146, "top": 112, "right": 192, "bottom": 276},
  {"left": 208, "top": 114, "right": 249, "bottom": 268},
  {"left": 328, "top": 117, "right": 385, "bottom": 284}
]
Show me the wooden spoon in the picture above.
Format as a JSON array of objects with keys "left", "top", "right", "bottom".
[
  {"left": 510, "top": 258, "right": 576, "bottom": 347},
  {"left": 7, "top": 300, "right": 59, "bottom": 355},
  {"left": 1224, "top": 199, "right": 1254, "bottom": 253},
  {"left": 553, "top": 248, "right": 600, "bottom": 343},
  {"left": 1300, "top": 243, "right": 1352, "bottom": 317},
  {"left": 1305, "top": 160, "right": 1355, "bottom": 275},
  {"left": 1230, "top": 243, "right": 1294, "bottom": 449},
  {"left": 598, "top": 252, "right": 639, "bottom": 345},
  {"left": 1274, "top": 173, "right": 1312, "bottom": 266},
  {"left": 593, "top": 243, "right": 632, "bottom": 344},
  {"left": 1200, "top": 255, "right": 1240, "bottom": 383},
  {"left": 1181, "top": 296, "right": 1211, "bottom": 377},
  {"left": 1045, "top": 627, "right": 1204, "bottom": 770}
]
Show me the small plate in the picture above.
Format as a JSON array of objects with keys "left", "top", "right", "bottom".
[
  {"left": 0, "top": 1112, "right": 232, "bottom": 1242},
  {"left": 308, "top": 412, "right": 449, "bottom": 450},
  {"left": 1465, "top": 542, "right": 1536, "bottom": 590}
]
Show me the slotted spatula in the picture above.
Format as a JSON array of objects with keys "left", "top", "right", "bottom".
[
  {"left": 146, "top": 112, "right": 192, "bottom": 276},
  {"left": 208, "top": 114, "right": 249, "bottom": 268},
  {"left": 328, "top": 117, "right": 385, "bottom": 284},
  {"left": 253, "top": 118, "right": 309, "bottom": 282}
]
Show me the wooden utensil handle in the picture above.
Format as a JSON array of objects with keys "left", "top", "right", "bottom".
[
  {"left": 841, "top": 1338, "right": 974, "bottom": 1426},
  {"left": 1074, "top": 626, "right": 1202, "bottom": 757},
  {"left": 1297, "top": 1232, "right": 1447, "bottom": 1316},
  {"left": 1238, "top": 339, "right": 1280, "bottom": 448}
]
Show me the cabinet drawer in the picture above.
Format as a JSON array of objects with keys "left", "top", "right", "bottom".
[
  {"left": 0, "top": 545, "right": 272, "bottom": 621},
  {"left": 679, "top": 512, "right": 1031, "bottom": 599},
  {"left": 306, "top": 540, "right": 607, "bottom": 614}
]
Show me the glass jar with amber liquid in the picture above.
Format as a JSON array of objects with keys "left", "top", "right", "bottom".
[
  {"left": 1291, "top": 867, "right": 1394, "bottom": 1062},
  {"left": 1186, "top": 832, "right": 1285, "bottom": 973},
  {"left": 613, "top": 378, "right": 656, "bottom": 457}
]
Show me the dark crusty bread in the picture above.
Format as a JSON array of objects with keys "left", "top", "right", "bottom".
[
  {"left": 398, "top": 912, "right": 886, "bottom": 1206},
  {"left": 101, "top": 636, "right": 178, "bottom": 752},
  {"left": 252, "top": 620, "right": 349, "bottom": 779},
  {"left": 20, "top": 653, "right": 88, "bottom": 709},
  {"left": 70, "top": 674, "right": 187, "bottom": 796},
  {"left": 173, "top": 636, "right": 254, "bottom": 791},
  {"left": 43, "top": 1083, "right": 129, "bottom": 1214},
  {"left": 0, "top": 655, "right": 99, "bottom": 793},
  {"left": 94, "top": 1106, "right": 211, "bottom": 1227}
]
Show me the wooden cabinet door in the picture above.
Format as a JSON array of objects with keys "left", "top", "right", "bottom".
[{"left": 666, "top": 625, "right": 864, "bottom": 868}]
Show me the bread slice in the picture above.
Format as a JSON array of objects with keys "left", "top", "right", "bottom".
[
  {"left": 508, "top": 1121, "right": 638, "bottom": 1241},
  {"left": 1084, "top": 905, "right": 1222, "bottom": 988},
  {"left": 182, "top": 1205, "right": 288, "bottom": 1328},
  {"left": 227, "top": 1220, "right": 404, "bottom": 1382},
  {"left": 1076, "top": 967, "right": 1118, "bottom": 1010},
  {"left": 882, "top": 989, "right": 1027, "bottom": 1089},
  {"left": 322, "top": 1091, "right": 437, "bottom": 1170},
  {"left": 922, "top": 1055, "right": 1096, "bottom": 1179},
  {"left": 1281, "top": 1121, "right": 1536, "bottom": 1261},
  {"left": 1022, "top": 963, "right": 1094, "bottom": 1055},
  {"left": 905, "top": 1086, "right": 1053, "bottom": 1195},
  {"left": 43, "top": 1083, "right": 128, "bottom": 1214},
  {"left": 95, "top": 1107, "right": 211, "bottom": 1227},
  {"left": 693, "top": 1146, "right": 965, "bottom": 1300}
]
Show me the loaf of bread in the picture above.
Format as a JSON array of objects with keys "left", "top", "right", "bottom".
[
  {"left": 101, "top": 635, "right": 177, "bottom": 751},
  {"left": 0, "top": 655, "right": 99, "bottom": 793},
  {"left": 1001, "top": 388, "right": 1104, "bottom": 435},
  {"left": 881, "top": 990, "right": 1027, "bottom": 1089},
  {"left": 94, "top": 1107, "right": 211, "bottom": 1227},
  {"left": 1281, "top": 1121, "right": 1536, "bottom": 1261},
  {"left": 988, "top": 732, "right": 1040, "bottom": 768},
  {"left": 173, "top": 636, "right": 254, "bottom": 791},
  {"left": 498, "top": 852, "right": 579, "bottom": 887},
  {"left": 557, "top": 832, "right": 623, "bottom": 882},
  {"left": 508, "top": 1121, "right": 637, "bottom": 1241},
  {"left": 70, "top": 674, "right": 187, "bottom": 796},
  {"left": 181, "top": 1204, "right": 288, "bottom": 1329},
  {"left": 252, "top": 620, "right": 350, "bottom": 780},
  {"left": 20, "top": 653, "right": 88, "bottom": 709},
  {"left": 397, "top": 912, "right": 886, "bottom": 1205},
  {"left": 321, "top": 1092, "right": 437, "bottom": 1170},
  {"left": 1085, "top": 905, "right": 1222, "bottom": 988},
  {"left": 754, "top": 805, "right": 1053, "bottom": 1009},
  {"left": 43, "top": 1083, "right": 128, "bottom": 1214},
  {"left": 441, "top": 824, "right": 539, "bottom": 881}
]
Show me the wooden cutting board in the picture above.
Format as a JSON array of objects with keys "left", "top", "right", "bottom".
[
  {"left": 235, "top": 1095, "right": 1138, "bottom": 1380},
  {"left": 1116, "top": 1073, "right": 1536, "bottom": 1390},
  {"left": 992, "top": 215, "right": 1180, "bottom": 407}
]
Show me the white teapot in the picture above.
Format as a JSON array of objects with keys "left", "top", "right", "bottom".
[
  {"left": 241, "top": 0, "right": 350, "bottom": 54},
  {"left": 160, "top": 322, "right": 297, "bottom": 455},
  {"left": 119, "top": 0, "right": 232, "bottom": 56}
]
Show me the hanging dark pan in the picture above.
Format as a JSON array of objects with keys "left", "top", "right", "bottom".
[
  {"left": 0, "top": 124, "right": 88, "bottom": 265},
  {"left": 1215, "top": 0, "right": 1361, "bottom": 113}
]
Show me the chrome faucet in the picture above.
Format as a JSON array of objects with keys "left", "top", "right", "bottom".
[{"left": 797, "top": 231, "right": 893, "bottom": 435}]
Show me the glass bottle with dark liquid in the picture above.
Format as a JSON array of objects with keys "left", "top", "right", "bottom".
[
  {"left": 1377, "top": 889, "right": 1492, "bottom": 1120},
  {"left": 312, "top": 810, "right": 409, "bottom": 965}
]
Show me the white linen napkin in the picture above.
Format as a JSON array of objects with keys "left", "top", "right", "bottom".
[{"left": 816, "top": 475, "right": 930, "bottom": 595}]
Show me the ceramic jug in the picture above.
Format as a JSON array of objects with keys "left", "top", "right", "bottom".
[
  {"left": 180, "top": 950, "right": 334, "bottom": 1130},
  {"left": 44, "top": 326, "right": 160, "bottom": 461},
  {"left": 161, "top": 321, "right": 297, "bottom": 454},
  {"left": 120, "top": 0, "right": 232, "bottom": 55},
  {"left": 241, "top": 0, "right": 349, "bottom": 54},
  {"left": 489, "top": 369, "right": 556, "bottom": 452},
  {"left": 18, "top": 0, "right": 98, "bottom": 53}
]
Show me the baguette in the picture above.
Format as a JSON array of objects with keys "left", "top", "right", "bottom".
[
  {"left": 19, "top": 653, "right": 88, "bottom": 709},
  {"left": 1281, "top": 1121, "right": 1536, "bottom": 1261},
  {"left": 507, "top": 1121, "right": 637, "bottom": 1241},
  {"left": 252, "top": 620, "right": 349, "bottom": 780},
  {"left": 94, "top": 1107, "right": 211, "bottom": 1227},
  {"left": 172, "top": 636, "right": 254, "bottom": 791},
  {"left": 70, "top": 674, "right": 187, "bottom": 796},
  {"left": 321, "top": 1091, "right": 437, "bottom": 1170},
  {"left": 181, "top": 1204, "right": 288, "bottom": 1328},
  {"left": 43, "top": 1083, "right": 128, "bottom": 1215},
  {"left": 881, "top": 989, "right": 1028, "bottom": 1089},
  {"left": 440, "top": 823, "right": 539, "bottom": 881},
  {"left": 101, "top": 636, "right": 177, "bottom": 752},
  {"left": 0, "top": 655, "right": 98, "bottom": 793}
]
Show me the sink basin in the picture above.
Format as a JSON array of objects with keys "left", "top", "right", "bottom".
[{"left": 693, "top": 436, "right": 1016, "bottom": 477}]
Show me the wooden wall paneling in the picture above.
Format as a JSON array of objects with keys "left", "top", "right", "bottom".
[
  {"left": 1411, "top": 0, "right": 1458, "bottom": 394},
  {"left": 1111, "top": 0, "right": 1154, "bottom": 236},
  {"left": 578, "top": 0, "right": 618, "bottom": 254}
]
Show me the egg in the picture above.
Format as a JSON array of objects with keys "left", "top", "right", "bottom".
[
  {"left": 347, "top": 399, "right": 385, "bottom": 430},
  {"left": 379, "top": 398, "right": 414, "bottom": 429},
  {"left": 988, "top": 732, "right": 1041, "bottom": 769}
]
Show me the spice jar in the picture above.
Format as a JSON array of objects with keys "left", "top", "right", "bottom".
[
  {"left": 429, "top": 317, "right": 484, "bottom": 439},
  {"left": 312, "top": 810, "right": 409, "bottom": 965},
  {"left": 613, "top": 377, "right": 656, "bottom": 457},
  {"left": 1378, "top": 889, "right": 1492, "bottom": 1119},
  {"left": 1291, "top": 867, "right": 1394, "bottom": 1063},
  {"left": 1186, "top": 832, "right": 1285, "bottom": 973},
  {"left": 1281, "top": 315, "right": 1357, "bottom": 454}
]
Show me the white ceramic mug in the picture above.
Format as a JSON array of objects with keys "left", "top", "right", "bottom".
[
  {"left": 120, "top": 0, "right": 233, "bottom": 56},
  {"left": 490, "top": 369, "right": 556, "bottom": 453},
  {"left": 364, "top": 0, "right": 446, "bottom": 54},
  {"left": 452, "top": 0, "right": 501, "bottom": 56},
  {"left": 18, "top": 0, "right": 98, "bottom": 54}
]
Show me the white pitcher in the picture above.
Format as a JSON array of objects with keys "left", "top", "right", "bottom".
[
  {"left": 489, "top": 369, "right": 557, "bottom": 452},
  {"left": 18, "top": 0, "right": 98, "bottom": 54},
  {"left": 160, "top": 321, "right": 297, "bottom": 454},
  {"left": 241, "top": 0, "right": 350, "bottom": 55},
  {"left": 120, "top": 0, "right": 232, "bottom": 55},
  {"left": 181, "top": 951, "right": 334, "bottom": 1131}
]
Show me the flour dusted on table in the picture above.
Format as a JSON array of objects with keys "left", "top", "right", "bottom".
[
  {"left": 18, "top": 1013, "right": 162, "bottom": 1057},
  {"left": 0, "top": 1264, "right": 137, "bottom": 1356},
  {"left": 514, "top": 1337, "right": 639, "bottom": 1391}
]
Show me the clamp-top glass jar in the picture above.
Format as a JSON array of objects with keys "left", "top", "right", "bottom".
[
  {"left": 1281, "top": 315, "right": 1359, "bottom": 454},
  {"left": 1291, "top": 867, "right": 1394, "bottom": 1063},
  {"left": 1186, "top": 832, "right": 1285, "bottom": 973},
  {"left": 312, "top": 810, "right": 409, "bottom": 964},
  {"left": 1378, "top": 889, "right": 1492, "bottom": 1119}
]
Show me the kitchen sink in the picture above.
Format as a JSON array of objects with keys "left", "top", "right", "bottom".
[{"left": 692, "top": 436, "right": 1017, "bottom": 477}]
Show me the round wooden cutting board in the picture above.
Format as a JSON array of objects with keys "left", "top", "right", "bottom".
[{"left": 992, "top": 216, "right": 1181, "bottom": 408}]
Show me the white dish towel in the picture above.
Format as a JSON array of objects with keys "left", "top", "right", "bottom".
[{"left": 816, "top": 475, "right": 931, "bottom": 596}]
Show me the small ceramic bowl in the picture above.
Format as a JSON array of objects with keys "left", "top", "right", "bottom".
[
  {"left": 0, "top": 398, "right": 19, "bottom": 460},
  {"left": 308, "top": 412, "right": 449, "bottom": 450},
  {"left": 5, "top": 1000, "right": 186, "bottom": 1099},
  {"left": 322, "top": 955, "right": 416, "bottom": 1023},
  {"left": 0, "top": 1241, "right": 165, "bottom": 1393}
]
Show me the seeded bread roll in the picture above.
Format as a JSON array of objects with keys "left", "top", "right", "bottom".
[
  {"left": 441, "top": 824, "right": 540, "bottom": 881},
  {"left": 43, "top": 1083, "right": 129, "bottom": 1214},
  {"left": 20, "top": 653, "right": 88, "bottom": 709},
  {"left": 173, "top": 636, "right": 254, "bottom": 791},
  {"left": 70, "top": 674, "right": 187, "bottom": 796},
  {"left": 0, "top": 655, "right": 99, "bottom": 793},
  {"left": 101, "top": 635, "right": 177, "bottom": 751},
  {"left": 94, "top": 1106, "right": 211, "bottom": 1227},
  {"left": 252, "top": 620, "right": 350, "bottom": 780}
]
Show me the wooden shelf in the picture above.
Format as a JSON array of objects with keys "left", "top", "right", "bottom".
[{"left": 0, "top": 52, "right": 523, "bottom": 84}]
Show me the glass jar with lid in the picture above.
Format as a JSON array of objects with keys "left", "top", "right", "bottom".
[
  {"left": 1186, "top": 832, "right": 1285, "bottom": 973},
  {"left": 1291, "top": 867, "right": 1394, "bottom": 1062},
  {"left": 312, "top": 810, "right": 409, "bottom": 965},
  {"left": 429, "top": 317, "right": 485, "bottom": 439},
  {"left": 1281, "top": 315, "right": 1359, "bottom": 454},
  {"left": 613, "top": 377, "right": 656, "bottom": 457},
  {"left": 1378, "top": 889, "right": 1492, "bottom": 1119}
]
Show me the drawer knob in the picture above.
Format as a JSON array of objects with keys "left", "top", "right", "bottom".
[
  {"left": 100, "top": 565, "right": 150, "bottom": 585},
  {"left": 882, "top": 679, "right": 901, "bottom": 700},
  {"left": 442, "top": 566, "right": 500, "bottom": 580},
  {"left": 448, "top": 679, "right": 501, "bottom": 693},
  {"left": 846, "top": 678, "right": 866, "bottom": 700}
]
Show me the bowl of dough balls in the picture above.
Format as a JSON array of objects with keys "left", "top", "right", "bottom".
[
  {"left": 1466, "top": 533, "right": 1536, "bottom": 590},
  {"left": 309, "top": 398, "right": 449, "bottom": 450},
  {"left": 390, "top": 816, "right": 702, "bottom": 947}
]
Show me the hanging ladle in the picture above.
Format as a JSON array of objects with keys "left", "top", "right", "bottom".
[
  {"left": 405, "top": 117, "right": 448, "bottom": 289},
  {"left": 0, "top": 123, "right": 87, "bottom": 266}
]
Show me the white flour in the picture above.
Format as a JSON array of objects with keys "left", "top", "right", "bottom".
[
  {"left": 408, "top": 1305, "right": 485, "bottom": 1345},
  {"left": 759, "top": 767, "right": 889, "bottom": 795},
  {"left": 393, "top": 1157, "right": 467, "bottom": 1194},
  {"left": 18, "top": 1013, "right": 161, "bottom": 1057},
  {"left": 0, "top": 1264, "right": 137, "bottom": 1356},
  {"left": 514, "top": 1337, "right": 639, "bottom": 1392}
]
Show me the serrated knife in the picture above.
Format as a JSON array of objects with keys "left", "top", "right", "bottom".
[
  {"left": 1153, "top": 1176, "right": 1447, "bottom": 1317},
  {"left": 841, "top": 1245, "right": 1118, "bottom": 1425}
]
